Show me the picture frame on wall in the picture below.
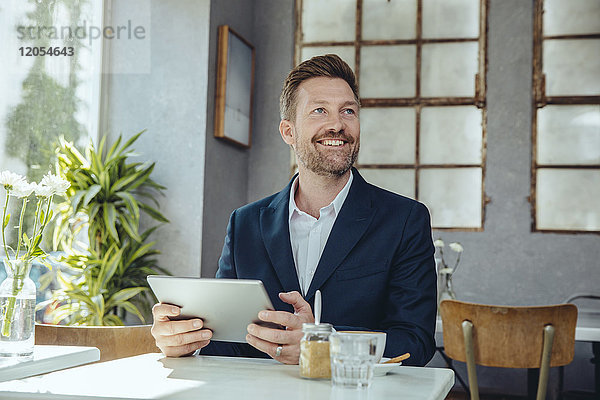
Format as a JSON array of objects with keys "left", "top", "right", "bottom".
[{"left": 214, "top": 25, "right": 255, "bottom": 148}]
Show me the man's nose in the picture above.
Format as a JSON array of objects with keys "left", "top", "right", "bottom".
[{"left": 326, "top": 113, "right": 345, "bottom": 133}]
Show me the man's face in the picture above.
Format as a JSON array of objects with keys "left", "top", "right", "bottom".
[{"left": 280, "top": 77, "right": 360, "bottom": 178}]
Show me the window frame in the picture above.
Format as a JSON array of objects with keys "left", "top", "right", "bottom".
[
  {"left": 531, "top": 0, "right": 600, "bottom": 234},
  {"left": 294, "top": 0, "right": 489, "bottom": 231}
]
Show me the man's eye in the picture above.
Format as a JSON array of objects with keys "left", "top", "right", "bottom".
[
  {"left": 313, "top": 108, "right": 325, "bottom": 114},
  {"left": 343, "top": 109, "right": 356, "bottom": 115}
]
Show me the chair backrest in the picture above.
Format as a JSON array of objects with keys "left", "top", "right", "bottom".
[
  {"left": 35, "top": 324, "right": 159, "bottom": 362},
  {"left": 440, "top": 300, "right": 577, "bottom": 368}
]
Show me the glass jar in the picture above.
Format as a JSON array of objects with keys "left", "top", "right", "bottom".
[
  {"left": 0, "top": 258, "right": 36, "bottom": 357},
  {"left": 299, "top": 322, "right": 333, "bottom": 379}
]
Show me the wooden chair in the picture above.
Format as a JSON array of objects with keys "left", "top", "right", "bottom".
[
  {"left": 439, "top": 300, "right": 577, "bottom": 400},
  {"left": 35, "top": 323, "right": 160, "bottom": 362}
]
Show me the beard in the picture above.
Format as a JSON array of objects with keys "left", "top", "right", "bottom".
[{"left": 294, "top": 131, "right": 360, "bottom": 177}]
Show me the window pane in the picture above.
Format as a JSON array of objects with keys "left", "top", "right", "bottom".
[
  {"left": 358, "top": 108, "right": 415, "bottom": 165},
  {"left": 537, "top": 169, "right": 600, "bottom": 231},
  {"left": 302, "top": 0, "right": 356, "bottom": 43},
  {"left": 421, "top": 42, "right": 478, "bottom": 97},
  {"left": 544, "top": 0, "right": 600, "bottom": 36},
  {"left": 0, "top": 0, "right": 101, "bottom": 180},
  {"left": 359, "top": 168, "right": 415, "bottom": 199},
  {"left": 538, "top": 105, "right": 600, "bottom": 165},
  {"left": 543, "top": 39, "right": 600, "bottom": 96},
  {"left": 301, "top": 46, "right": 355, "bottom": 71},
  {"left": 421, "top": 106, "right": 483, "bottom": 164},
  {"left": 362, "top": 0, "right": 416, "bottom": 40},
  {"left": 422, "top": 0, "right": 480, "bottom": 39},
  {"left": 419, "top": 168, "right": 482, "bottom": 228},
  {"left": 360, "top": 45, "right": 416, "bottom": 98}
]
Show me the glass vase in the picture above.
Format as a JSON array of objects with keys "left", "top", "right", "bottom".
[
  {"left": 0, "top": 258, "right": 36, "bottom": 357},
  {"left": 438, "top": 272, "right": 456, "bottom": 306}
]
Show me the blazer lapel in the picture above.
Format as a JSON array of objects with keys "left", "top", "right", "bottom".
[
  {"left": 305, "top": 169, "right": 375, "bottom": 301},
  {"left": 260, "top": 178, "right": 302, "bottom": 294}
]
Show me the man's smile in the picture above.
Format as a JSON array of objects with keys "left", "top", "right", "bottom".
[{"left": 316, "top": 138, "right": 347, "bottom": 147}]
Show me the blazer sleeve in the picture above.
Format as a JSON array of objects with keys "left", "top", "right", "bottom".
[
  {"left": 201, "top": 210, "right": 269, "bottom": 359},
  {"left": 334, "top": 202, "right": 437, "bottom": 366}
]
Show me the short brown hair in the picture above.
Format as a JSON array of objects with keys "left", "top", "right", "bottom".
[{"left": 279, "top": 54, "right": 360, "bottom": 122}]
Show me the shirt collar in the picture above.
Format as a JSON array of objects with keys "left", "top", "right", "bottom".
[{"left": 288, "top": 171, "right": 354, "bottom": 221}]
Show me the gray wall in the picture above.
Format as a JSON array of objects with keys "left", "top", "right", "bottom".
[
  {"left": 425, "top": 0, "right": 598, "bottom": 394},
  {"left": 104, "top": 0, "right": 294, "bottom": 280},
  {"left": 247, "top": 1, "right": 295, "bottom": 203},
  {"left": 200, "top": 0, "right": 294, "bottom": 279},
  {"left": 104, "top": 0, "right": 211, "bottom": 277}
]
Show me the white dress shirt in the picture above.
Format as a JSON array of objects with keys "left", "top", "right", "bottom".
[{"left": 288, "top": 173, "right": 353, "bottom": 296}]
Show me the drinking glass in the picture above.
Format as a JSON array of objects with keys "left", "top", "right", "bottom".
[{"left": 329, "top": 332, "right": 380, "bottom": 389}]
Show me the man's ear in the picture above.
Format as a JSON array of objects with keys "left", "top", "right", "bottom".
[{"left": 279, "top": 119, "right": 295, "bottom": 146}]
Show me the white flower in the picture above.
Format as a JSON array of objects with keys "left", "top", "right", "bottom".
[
  {"left": 40, "top": 173, "right": 70, "bottom": 196},
  {"left": 439, "top": 267, "right": 454, "bottom": 275},
  {"left": 0, "top": 170, "right": 25, "bottom": 190},
  {"left": 34, "top": 184, "right": 54, "bottom": 198},
  {"left": 449, "top": 242, "right": 464, "bottom": 253},
  {"left": 11, "top": 181, "right": 36, "bottom": 198},
  {"left": 434, "top": 239, "right": 445, "bottom": 248}
]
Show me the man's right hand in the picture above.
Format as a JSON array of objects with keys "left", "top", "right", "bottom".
[{"left": 151, "top": 303, "right": 213, "bottom": 357}]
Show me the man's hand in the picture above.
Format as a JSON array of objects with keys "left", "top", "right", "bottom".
[
  {"left": 151, "top": 303, "right": 213, "bottom": 357},
  {"left": 246, "top": 291, "right": 314, "bottom": 364}
]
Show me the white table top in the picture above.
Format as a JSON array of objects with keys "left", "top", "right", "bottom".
[
  {"left": 574, "top": 309, "right": 600, "bottom": 342},
  {"left": 0, "top": 353, "right": 455, "bottom": 400},
  {"left": 436, "top": 308, "right": 600, "bottom": 342},
  {"left": 0, "top": 345, "right": 99, "bottom": 383}
]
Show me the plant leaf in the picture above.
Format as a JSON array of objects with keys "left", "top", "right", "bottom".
[
  {"left": 65, "top": 290, "right": 98, "bottom": 311},
  {"left": 82, "top": 185, "right": 102, "bottom": 207},
  {"left": 103, "top": 202, "right": 119, "bottom": 244},
  {"left": 96, "top": 246, "right": 124, "bottom": 294},
  {"left": 127, "top": 241, "right": 155, "bottom": 265},
  {"left": 120, "top": 130, "right": 146, "bottom": 154},
  {"left": 22, "top": 232, "right": 30, "bottom": 247},
  {"left": 119, "top": 300, "right": 146, "bottom": 324},
  {"left": 31, "top": 234, "right": 42, "bottom": 250},
  {"left": 105, "top": 287, "right": 146, "bottom": 309},
  {"left": 140, "top": 226, "right": 159, "bottom": 242},
  {"left": 115, "top": 192, "right": 140, "bottom": 221},
  {"left": 138, "top": 203, "right": 169, "bottom": 223},
  {"left": 128, "top": 164, "right": 155, "bottom": 191},
  {"left": 90, "top": 294, "right": 105, "bottom": 316},
  {"left": 103, "top": 313, "right": 123, "bottom": 326},
  {"left": 68, "top": 190, "right": 85, "bottom": 213},
  {"left": 104, "top": 135, "right": 122, "bottom": 161},
  {"left": 118, "top": 214, "right": 141, "bottom": 243}
]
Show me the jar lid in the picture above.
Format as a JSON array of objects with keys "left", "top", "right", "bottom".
[{"left": 302, "top": 323, "right": 333, "bottom": 332}]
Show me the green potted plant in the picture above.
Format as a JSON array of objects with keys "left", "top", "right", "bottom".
[{"left": 38, "top": 130, "right": 169, "bottom": 325}]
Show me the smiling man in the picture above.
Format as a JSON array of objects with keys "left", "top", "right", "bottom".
[{"left": 151, "top": 55, "right": 437, "bottom": 366}]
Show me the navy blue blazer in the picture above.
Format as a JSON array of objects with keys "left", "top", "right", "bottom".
[{"left": 202, "top": 168, "right": 437, "bottom": 366}]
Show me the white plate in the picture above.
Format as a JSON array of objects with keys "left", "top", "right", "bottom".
[{"left": 374, "top": 358, "right": 402, "bottom": 377}]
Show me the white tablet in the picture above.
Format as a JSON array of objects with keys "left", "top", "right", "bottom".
[{"left": 147, "top": 276, "right": 277, "bottom": 343}]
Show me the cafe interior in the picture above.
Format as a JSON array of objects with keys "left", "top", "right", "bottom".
[{"left": 0, "top": 0, "right": 598, "bottom": 399}]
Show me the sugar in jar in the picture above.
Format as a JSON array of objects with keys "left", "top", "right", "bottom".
[{"left": 299, "top": 323, "right": 333, "bottom": 379}]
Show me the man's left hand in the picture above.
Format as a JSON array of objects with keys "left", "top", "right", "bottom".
[{"left": 246, "top": 291, "right": 314, "bottom": 364}]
